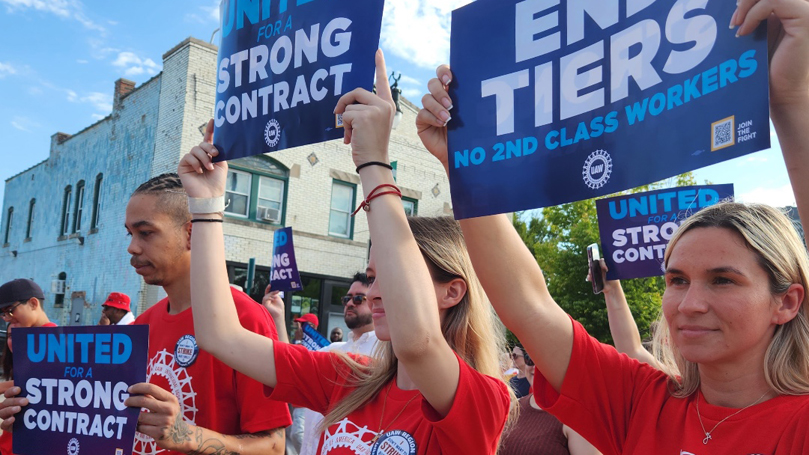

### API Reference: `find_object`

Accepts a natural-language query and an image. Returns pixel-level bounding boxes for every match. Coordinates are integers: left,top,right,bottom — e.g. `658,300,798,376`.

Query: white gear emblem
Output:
582,149,613,190
264,119,281,148
133,349,198,455
67,438,80,455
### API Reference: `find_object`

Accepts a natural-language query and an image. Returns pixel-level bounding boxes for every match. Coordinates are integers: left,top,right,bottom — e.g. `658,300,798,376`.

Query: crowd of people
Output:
0,1,808,453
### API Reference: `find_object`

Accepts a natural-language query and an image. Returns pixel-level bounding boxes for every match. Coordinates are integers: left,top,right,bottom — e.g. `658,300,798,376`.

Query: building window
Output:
54,271,66,308
224,157,288,224
329,181,355,238
91,174,103,229
26,199,35,240
402,197,418,217
73,180,85,233
61,186,72,236
225,169,251,217
3,207,12,245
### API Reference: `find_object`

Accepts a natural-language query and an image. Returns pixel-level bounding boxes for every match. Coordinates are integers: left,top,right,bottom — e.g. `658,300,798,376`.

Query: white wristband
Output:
188,196,226,214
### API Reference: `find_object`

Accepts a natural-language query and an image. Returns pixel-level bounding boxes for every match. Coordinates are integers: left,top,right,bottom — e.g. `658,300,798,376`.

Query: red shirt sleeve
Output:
533,317,663,455
233,298,293,432
267,340,354,414
420,354,510,453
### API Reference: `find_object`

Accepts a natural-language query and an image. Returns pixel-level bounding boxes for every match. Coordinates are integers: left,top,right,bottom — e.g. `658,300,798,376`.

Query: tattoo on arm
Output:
186,428,283,455
163,417,193,445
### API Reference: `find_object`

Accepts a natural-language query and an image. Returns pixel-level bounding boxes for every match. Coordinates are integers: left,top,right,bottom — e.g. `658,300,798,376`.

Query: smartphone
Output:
587,243,604,294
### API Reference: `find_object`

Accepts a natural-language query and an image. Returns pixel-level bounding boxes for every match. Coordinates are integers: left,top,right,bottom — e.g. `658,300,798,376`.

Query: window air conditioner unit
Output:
51,280,66,294
258,207,281,223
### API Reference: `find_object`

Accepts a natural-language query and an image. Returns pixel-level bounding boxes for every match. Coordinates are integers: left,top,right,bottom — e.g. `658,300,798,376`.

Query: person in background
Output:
293,313,319,344
0,278,57,455
499,350,601,455
330,327,343,343
98,292,135,326
508,344,530,398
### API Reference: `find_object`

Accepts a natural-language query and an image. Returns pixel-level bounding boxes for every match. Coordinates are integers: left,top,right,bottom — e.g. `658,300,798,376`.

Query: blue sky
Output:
0,0,795,208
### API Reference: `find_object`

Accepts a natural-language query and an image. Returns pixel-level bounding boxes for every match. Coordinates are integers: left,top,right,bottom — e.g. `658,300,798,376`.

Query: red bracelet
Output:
351,184,402,216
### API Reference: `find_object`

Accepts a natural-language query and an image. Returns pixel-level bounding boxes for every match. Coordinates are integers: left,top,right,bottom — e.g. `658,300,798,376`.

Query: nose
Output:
127,235,141,256
366,279,381,305
673,283,710,315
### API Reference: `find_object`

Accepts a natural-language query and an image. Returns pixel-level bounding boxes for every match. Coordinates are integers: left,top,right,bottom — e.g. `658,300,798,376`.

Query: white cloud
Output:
27,86,42,95
738,184,796,207
113,52,161,77
76,59,88,64
1,0,105,32
80,92,112,113
91,113,105,121
402,87,422,100
65,89,77,102
380,0,473,69
0,62,17,77
10,116,40,132
187,1,219,25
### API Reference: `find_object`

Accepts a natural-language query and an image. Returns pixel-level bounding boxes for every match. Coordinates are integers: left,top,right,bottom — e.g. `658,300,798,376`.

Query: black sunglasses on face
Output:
342,295,367,305
0,302,24,319
524,351,534,367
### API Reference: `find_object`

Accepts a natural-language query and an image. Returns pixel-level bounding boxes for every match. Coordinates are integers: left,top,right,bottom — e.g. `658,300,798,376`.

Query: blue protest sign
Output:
270,227,303,291
447,1,769,219
12,325,149,455
595,184,734,280
213,0,385,161
301,322,330,351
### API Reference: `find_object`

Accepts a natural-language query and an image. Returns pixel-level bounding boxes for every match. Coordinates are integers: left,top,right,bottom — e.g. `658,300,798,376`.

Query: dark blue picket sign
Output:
301,323,330,351
13,325,148,455
596,184,735,280
213,0,384,161
448,0,769,218
270,227,303,292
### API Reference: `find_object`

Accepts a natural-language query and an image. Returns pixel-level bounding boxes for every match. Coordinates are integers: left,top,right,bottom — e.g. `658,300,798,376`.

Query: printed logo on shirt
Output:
134,349,198,455
321,418,379,454
174,335,199,368
370,430,417,455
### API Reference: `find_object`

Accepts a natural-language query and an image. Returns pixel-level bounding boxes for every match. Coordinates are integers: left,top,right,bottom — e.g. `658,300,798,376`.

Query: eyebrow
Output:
665,267,746,276
127,220,157,229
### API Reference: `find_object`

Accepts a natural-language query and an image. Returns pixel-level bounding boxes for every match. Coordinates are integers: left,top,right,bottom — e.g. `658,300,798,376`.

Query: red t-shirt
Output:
132,288,291,455
533,319,809,455
0,322,58,455
268,341,510,455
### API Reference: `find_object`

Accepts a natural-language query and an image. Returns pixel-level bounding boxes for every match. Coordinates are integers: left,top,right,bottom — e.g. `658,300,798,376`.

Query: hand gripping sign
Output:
447,0,769,218
13,325,148,455
213,0,384,161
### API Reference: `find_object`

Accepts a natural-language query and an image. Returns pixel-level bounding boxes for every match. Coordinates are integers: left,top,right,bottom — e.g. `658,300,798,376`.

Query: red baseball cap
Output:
294,313,319,329
102,292,131,312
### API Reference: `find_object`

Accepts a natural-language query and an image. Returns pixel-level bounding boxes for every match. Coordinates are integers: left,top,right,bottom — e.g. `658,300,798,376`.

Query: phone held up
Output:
587,243,604,295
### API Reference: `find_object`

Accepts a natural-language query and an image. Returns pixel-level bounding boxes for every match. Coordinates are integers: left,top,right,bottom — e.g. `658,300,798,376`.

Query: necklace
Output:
695,389,769,445
368,381,419,446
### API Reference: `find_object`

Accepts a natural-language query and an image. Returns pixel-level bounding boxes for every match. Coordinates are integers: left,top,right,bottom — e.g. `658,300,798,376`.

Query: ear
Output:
28,297,41,310
772,283,804,325
436,278,467,311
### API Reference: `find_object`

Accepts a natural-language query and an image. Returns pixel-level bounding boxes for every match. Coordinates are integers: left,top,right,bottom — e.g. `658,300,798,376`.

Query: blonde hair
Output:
652,203,809,397
321,217,517,432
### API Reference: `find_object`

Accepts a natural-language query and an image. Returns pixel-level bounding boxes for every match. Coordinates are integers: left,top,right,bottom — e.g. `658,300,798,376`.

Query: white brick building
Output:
0,37,452,336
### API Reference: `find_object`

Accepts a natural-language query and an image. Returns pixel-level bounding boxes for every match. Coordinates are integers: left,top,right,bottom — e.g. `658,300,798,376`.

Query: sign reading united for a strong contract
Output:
213,0,384,161
447,0,770,219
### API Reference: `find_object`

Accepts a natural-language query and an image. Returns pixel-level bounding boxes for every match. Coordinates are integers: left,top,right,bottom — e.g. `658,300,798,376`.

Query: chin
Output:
374,325,391,341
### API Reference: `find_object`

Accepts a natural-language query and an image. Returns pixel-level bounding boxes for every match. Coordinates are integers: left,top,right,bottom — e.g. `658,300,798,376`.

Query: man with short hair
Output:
98,292,135,325
0,175,291,454
298,272,378,455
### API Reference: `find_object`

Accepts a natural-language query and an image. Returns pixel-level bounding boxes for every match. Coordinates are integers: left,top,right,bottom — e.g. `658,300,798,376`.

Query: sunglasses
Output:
341,295,367,305
0,302,24,319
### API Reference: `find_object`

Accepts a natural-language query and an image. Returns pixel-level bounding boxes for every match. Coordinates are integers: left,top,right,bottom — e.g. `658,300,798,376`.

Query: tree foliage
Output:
512,173,698,344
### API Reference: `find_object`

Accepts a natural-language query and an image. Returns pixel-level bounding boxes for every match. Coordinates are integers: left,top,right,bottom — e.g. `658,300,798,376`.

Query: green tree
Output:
512,173,699,344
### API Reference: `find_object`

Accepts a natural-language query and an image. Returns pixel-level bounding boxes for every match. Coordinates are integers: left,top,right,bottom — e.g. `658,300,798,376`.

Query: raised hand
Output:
334,49,396,168
733,0,809,105
416,65,453,173
262,284,285,324
177,119,228,199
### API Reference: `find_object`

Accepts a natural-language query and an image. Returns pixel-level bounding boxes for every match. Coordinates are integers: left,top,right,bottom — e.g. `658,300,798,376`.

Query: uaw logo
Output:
370,430,417,455
582,149,613,190
67,438,80,455
264,119,281,148
174,335,199,368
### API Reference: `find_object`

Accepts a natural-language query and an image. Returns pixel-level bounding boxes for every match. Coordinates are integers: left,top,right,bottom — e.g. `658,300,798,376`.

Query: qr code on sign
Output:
335,114,344,129
711,116,734,151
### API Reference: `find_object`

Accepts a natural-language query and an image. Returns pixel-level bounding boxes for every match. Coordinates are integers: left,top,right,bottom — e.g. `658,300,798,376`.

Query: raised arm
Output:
262,285,290,344
334,50,460,416
178,120,278,388
417,70,572,392
591,260,658,367
735,0,809,228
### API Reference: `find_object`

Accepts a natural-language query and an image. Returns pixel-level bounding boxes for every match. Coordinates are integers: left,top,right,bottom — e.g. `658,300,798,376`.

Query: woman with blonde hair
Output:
416,0,809,452
176,51,513,455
